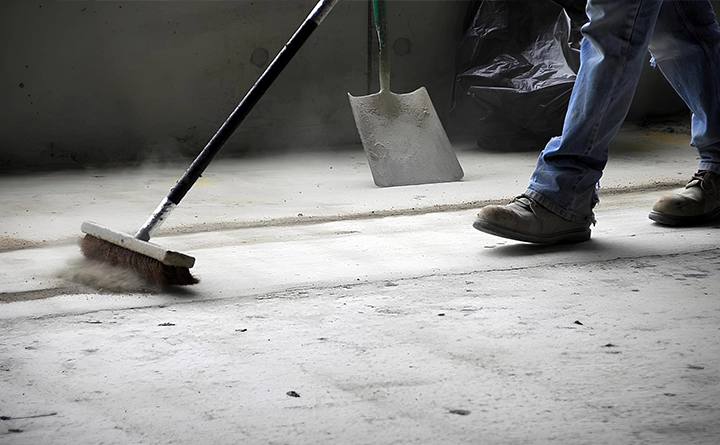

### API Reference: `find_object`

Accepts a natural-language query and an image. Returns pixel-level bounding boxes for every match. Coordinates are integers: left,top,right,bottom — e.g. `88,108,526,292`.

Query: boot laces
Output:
688,170,717,194
511,195,537,214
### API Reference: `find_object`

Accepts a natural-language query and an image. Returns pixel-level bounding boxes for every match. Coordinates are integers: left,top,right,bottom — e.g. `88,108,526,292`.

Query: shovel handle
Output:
372,0,390,92
135,0,339,241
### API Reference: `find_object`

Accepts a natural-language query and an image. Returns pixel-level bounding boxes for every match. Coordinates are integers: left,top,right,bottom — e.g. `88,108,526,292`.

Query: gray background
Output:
1,0,710,171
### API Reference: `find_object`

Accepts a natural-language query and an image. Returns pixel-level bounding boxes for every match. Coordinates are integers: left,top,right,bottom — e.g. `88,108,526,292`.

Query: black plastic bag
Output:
450,0,587,152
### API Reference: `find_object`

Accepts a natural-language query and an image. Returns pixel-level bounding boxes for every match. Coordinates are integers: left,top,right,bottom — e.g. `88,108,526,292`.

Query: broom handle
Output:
136,0,339,241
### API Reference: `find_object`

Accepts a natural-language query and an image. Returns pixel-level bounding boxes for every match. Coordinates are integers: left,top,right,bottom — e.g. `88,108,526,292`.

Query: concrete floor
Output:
1,124,719,444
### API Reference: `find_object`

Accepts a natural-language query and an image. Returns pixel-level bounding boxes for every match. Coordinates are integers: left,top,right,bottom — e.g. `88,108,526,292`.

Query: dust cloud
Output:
57,258,159,293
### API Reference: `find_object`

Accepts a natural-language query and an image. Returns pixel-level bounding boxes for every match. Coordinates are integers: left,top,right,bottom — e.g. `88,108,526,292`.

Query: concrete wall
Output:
1,0,469,171
1,1,713,172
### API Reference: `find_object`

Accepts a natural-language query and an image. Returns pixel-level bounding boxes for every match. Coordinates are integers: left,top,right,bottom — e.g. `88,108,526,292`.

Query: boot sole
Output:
473,219,591,244
648,207,720,226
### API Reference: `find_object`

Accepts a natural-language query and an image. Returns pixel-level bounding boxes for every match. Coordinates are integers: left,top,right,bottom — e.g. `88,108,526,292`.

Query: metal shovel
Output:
348,0,464,188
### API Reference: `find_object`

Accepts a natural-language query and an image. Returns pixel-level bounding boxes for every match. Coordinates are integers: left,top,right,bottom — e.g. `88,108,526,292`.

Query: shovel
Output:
348,0,464,188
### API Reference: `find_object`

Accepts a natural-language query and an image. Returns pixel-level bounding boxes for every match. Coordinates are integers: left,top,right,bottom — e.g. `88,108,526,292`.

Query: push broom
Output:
80,0,339,285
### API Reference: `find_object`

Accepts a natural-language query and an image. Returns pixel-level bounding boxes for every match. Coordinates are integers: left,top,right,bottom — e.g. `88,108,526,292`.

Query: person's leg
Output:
647,0,720,226
525,0,664,224
648,0,720,175
475,0,664,243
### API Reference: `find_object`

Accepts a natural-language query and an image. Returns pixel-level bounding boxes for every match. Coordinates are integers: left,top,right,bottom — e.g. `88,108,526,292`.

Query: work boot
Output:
649,170,720,226
473,195,591,244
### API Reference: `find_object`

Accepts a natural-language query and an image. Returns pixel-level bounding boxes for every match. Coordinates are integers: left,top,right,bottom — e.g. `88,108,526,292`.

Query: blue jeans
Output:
526,0,720,224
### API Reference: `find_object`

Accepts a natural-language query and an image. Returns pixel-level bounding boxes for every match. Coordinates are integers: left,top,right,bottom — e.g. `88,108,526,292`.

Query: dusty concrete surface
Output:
1,196,719,445
0,124,698,250
1,125,719,444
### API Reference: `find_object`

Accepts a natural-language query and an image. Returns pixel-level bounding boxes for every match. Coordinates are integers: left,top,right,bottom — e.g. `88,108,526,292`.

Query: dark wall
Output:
1,1,715,171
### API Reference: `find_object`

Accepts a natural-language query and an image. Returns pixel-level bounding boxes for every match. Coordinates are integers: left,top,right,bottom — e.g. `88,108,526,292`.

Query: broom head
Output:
80,222,198,286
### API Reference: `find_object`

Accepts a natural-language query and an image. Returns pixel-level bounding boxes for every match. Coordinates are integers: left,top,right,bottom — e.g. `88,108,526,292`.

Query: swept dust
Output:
57,258,160,293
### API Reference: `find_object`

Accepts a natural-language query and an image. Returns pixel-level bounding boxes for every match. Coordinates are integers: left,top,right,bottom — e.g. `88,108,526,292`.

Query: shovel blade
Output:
348,87,464,187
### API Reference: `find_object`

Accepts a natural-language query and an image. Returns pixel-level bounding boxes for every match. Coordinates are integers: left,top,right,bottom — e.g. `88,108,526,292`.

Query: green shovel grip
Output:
372,0,387,50
372,0,390,91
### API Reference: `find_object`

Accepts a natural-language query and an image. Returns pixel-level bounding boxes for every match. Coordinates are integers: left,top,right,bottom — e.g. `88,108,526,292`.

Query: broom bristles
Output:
80,235,199,286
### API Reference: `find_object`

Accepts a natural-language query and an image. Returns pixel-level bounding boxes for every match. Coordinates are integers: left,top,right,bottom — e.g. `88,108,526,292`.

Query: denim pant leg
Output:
526,0,663,224
649,1,720,175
